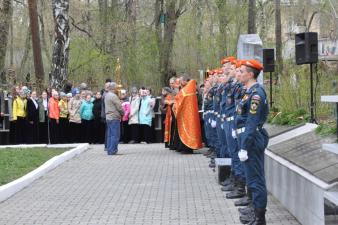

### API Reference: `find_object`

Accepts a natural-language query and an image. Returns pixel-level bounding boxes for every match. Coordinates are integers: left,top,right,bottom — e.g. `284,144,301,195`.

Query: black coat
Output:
27,98,39,122
93,98,102,120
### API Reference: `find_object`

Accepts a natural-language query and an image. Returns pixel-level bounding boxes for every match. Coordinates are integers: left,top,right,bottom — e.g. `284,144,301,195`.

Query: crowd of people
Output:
0,55,268,225
163,57,269,225
0,80,162,152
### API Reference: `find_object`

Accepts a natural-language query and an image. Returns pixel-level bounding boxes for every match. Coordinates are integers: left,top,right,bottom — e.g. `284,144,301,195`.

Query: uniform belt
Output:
226,116,234,122
236,127,261,135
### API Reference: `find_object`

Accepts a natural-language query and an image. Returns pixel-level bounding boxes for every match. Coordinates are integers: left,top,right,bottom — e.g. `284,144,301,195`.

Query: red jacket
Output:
48,97,60,120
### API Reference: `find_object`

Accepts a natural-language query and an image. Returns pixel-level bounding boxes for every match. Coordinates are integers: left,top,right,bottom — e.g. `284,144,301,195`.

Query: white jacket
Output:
128,96,140,125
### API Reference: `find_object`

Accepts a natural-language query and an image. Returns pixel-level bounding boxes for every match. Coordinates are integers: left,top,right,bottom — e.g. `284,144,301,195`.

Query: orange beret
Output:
243,59,263,71
217,69,224,74
221,56,236,65
208,70,215,75
235,60,243,68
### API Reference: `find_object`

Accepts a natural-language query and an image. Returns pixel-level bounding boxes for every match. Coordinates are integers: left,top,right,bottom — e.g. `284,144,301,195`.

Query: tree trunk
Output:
248,0,256,34
0,0,12,75
28,0,45,92
98,0,108,51
275,0,283,77
156,0,187,86
217,0,227,58
51,0,70,90
19,26,32,81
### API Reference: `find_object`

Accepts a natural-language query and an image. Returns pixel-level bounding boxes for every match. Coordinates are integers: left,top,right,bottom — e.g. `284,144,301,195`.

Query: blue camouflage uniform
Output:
213,83,227,158
223,78,246,182
235,83,269,209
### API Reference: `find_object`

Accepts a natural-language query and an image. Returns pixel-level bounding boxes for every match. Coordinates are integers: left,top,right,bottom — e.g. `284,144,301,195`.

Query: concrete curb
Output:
0,143,90,203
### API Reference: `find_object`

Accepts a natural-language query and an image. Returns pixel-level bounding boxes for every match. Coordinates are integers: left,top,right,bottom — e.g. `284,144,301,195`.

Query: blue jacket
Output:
139,96,153,126
235,83,269,150
80,100,94,121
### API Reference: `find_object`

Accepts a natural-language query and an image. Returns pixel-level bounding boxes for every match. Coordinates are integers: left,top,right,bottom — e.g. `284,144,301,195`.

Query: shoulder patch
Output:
250,97,260,114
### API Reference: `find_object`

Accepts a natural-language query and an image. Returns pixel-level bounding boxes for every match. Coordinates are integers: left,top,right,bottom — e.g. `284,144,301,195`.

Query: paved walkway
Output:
0,144,299,225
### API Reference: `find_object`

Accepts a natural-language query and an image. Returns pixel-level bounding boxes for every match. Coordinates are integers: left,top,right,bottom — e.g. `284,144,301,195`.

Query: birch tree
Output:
51,0,70,90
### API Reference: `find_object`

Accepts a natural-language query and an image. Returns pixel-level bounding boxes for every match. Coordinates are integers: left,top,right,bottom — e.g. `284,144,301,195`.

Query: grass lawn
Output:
0,148,69,186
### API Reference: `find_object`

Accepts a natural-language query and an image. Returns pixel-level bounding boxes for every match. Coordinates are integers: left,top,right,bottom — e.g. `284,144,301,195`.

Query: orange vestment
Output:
164,95,174,143
174,80,202,150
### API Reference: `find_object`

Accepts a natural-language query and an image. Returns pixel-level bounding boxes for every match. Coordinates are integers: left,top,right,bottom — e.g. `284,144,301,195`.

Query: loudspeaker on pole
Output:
295,32,318,65
263,49,275,73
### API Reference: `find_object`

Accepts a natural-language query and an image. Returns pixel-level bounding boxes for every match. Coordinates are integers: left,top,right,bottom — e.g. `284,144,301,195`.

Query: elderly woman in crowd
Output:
93,91,105,144
120,89,130,144
139,88,154,144
38,91,49,143
59,92,69,143
26,90,40,144
48,91,60,144
13,89,27,144
128,87,140,144
80,93,94,144
68,88,82,143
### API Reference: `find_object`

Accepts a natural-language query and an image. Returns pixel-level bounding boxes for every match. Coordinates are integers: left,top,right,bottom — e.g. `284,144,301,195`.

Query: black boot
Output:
221,179,235,192
221,173,234,186
248,208,266,225
239,203,254,215
239,207,255,224
235,188,252,207
226,180,246,199
209,158,216,168
203,148,213,156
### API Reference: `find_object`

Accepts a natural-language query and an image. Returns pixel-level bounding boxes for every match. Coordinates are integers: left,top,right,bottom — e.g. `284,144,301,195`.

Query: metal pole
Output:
270,72,273,108
310,63,315,123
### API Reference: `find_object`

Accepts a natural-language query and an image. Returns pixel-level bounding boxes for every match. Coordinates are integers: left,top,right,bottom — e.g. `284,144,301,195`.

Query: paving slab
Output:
0,144,299,225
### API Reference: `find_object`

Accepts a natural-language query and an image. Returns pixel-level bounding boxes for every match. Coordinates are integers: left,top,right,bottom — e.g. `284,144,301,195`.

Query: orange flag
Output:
174,80,202,150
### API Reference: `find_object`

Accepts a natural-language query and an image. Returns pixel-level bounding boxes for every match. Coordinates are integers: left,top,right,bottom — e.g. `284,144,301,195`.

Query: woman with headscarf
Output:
120,89,130,144
139,88,154,144
93,91,105,144
68,88,82,143
128,87,141,144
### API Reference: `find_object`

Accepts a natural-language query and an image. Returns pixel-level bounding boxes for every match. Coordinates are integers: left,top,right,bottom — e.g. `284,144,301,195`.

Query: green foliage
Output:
0,148,68,185
315,121,337,137
267,61,336,124
268,108,309,126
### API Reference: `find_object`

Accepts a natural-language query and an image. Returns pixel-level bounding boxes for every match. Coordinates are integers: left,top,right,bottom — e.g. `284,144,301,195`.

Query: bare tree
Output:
28,0,44,91
248,0,256,34
51,0,70,89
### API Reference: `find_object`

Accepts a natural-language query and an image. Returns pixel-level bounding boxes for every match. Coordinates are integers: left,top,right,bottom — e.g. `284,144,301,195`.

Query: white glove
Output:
221,124,224,130
208,118,211,124
238,149,248,162
232,129,237,139
211,120,217,128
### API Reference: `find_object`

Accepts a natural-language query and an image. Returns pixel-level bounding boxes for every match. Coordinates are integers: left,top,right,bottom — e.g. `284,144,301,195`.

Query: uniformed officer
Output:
202,72,215,157
221,60,247,201
235,60,269,225
207,70,222,167
213,69,228,161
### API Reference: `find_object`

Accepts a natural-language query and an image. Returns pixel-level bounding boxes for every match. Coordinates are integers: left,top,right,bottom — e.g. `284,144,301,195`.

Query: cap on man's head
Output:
221,56,236,65
60,92,66,98
243,60,263,71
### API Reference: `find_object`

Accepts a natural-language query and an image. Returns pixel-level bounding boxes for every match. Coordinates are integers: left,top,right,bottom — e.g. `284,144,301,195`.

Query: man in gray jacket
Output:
105,82,124,155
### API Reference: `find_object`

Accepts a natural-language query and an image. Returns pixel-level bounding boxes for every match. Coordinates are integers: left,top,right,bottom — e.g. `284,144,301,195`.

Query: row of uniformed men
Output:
202,57,269,225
